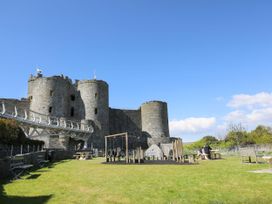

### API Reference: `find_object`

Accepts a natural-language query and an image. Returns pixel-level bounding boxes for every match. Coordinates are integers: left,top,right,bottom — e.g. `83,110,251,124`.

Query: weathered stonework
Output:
0,73,171,149
141,101,170,146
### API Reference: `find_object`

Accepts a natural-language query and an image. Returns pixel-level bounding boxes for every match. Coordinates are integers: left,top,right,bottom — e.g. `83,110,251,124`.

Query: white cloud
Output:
170,92,272,142
228,92,272,109
224,110,246,122
225,108,272,125
224,92,272,130
169,117,216,137
247,108,272,123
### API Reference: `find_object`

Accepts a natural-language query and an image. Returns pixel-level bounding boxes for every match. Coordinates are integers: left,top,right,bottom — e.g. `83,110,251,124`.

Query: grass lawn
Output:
0,157,271,204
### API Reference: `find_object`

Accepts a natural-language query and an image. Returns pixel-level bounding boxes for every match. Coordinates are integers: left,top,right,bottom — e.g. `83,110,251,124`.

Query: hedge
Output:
0,118,44,145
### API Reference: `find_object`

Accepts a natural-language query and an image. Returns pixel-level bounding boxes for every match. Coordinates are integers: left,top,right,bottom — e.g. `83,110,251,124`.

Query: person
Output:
203,144,212,160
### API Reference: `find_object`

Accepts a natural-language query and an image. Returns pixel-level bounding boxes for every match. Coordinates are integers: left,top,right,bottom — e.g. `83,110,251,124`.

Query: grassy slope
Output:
1,157,272,204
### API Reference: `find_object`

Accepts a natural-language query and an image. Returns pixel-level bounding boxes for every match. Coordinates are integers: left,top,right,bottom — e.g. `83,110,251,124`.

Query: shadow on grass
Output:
0,164,56,204
26,174,41,180
47,160,69,169
0,194,53,204
0,180,53,204
0,160,72,204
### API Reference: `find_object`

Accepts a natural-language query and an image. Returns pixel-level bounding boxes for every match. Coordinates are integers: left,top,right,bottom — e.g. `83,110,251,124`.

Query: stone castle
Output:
2,71,171,150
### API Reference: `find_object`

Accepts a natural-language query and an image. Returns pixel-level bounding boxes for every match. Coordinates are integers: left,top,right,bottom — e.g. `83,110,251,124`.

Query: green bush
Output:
187,125,272,151
0,118,44,145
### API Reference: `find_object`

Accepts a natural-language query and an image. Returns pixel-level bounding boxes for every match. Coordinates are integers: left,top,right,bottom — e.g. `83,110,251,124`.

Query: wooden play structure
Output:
105,132,129,164
172,139,184,162
105,132,145,164
105,134,192,164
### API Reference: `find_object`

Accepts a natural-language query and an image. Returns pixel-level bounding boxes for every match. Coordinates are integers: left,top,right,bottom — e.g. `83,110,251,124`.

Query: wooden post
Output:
27,145,30,153
20,145,23,155
172,141,175,161
138,147,141,164
105,137,108,162
125,132,128,164
132,150,135,163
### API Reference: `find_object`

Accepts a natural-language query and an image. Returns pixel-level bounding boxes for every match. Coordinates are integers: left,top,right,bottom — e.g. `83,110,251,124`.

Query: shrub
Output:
0,118,44,145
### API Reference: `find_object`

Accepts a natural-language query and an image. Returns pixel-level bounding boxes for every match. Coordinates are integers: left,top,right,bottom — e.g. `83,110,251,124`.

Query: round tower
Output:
28,74,74,149
141,101,170,146
77,79,109,148
28,75,72,117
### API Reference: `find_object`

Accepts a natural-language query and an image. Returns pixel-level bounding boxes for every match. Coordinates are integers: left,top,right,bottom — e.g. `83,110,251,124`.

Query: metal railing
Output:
0,101,93,134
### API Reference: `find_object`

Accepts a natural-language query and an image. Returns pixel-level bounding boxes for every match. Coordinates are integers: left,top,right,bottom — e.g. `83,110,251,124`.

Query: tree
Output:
186,135,219,150
225,123,249,147
249,125,272,144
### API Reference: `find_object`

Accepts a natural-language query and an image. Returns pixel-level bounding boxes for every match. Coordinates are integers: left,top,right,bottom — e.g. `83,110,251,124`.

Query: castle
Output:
2,71,172,150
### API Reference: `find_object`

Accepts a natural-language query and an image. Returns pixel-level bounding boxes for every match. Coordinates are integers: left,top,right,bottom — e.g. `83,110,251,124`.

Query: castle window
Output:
50,90,54,96
70,94,75,101
70,107,74,117
95,93,98,98
29,96,33,101
49,106,52,113
94,108,98,115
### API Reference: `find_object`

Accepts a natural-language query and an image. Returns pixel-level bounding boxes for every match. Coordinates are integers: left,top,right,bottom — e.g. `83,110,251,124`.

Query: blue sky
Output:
0,0,272,141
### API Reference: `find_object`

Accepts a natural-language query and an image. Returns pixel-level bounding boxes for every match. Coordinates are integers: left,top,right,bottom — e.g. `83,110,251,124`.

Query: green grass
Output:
1,157,272,204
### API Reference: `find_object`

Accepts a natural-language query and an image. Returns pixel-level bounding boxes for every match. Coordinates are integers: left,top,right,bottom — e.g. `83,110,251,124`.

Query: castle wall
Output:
141,101,170,146
1,73,172,150
109,108,142,136
0,98,30,116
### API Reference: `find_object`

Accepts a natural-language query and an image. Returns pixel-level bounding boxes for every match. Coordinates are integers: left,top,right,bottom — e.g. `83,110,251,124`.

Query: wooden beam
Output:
105,132,128,138
125,132,129,164
105,136,108,162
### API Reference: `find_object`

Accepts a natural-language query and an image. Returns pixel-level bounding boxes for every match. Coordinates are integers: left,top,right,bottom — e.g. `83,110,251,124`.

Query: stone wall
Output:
109,108,142,137
0,98,30,116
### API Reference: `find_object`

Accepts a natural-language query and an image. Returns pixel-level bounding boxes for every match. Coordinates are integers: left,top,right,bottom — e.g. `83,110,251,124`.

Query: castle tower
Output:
77,79,109,148
141,101,170,146
28,73,75,149
28,74,73,117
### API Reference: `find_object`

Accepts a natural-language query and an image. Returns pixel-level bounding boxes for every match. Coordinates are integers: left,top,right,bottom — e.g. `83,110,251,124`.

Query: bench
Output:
73,152,82,160
263,156,272,169
10,155,33,180
183,154,197,163
37,154,49,167
210,150,221,160
240,148,263,163
73,152,92,160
